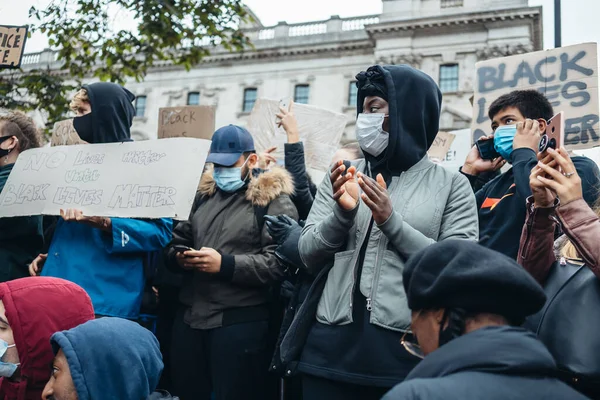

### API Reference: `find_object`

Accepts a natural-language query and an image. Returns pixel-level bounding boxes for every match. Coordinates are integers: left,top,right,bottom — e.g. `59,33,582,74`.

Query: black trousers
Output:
302,374,391,400
170,308,270,400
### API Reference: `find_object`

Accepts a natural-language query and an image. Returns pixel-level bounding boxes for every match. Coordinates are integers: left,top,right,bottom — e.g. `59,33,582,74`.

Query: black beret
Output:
403,240,546,321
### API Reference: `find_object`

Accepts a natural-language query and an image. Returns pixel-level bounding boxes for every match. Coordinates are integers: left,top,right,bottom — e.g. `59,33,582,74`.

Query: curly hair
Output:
0,111,43,152
70,88,90,114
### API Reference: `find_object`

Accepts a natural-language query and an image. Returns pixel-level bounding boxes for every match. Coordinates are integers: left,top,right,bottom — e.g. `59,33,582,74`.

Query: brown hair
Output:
560,199,600,259
70,88,90,113
0,111,43,152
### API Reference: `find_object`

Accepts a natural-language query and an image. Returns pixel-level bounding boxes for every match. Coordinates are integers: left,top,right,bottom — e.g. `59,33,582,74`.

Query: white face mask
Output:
356,113,389,157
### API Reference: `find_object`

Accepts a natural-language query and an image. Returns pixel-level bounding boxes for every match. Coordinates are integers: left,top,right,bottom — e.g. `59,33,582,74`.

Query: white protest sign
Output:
0,138,210,220
473,42,599,150
437,129,472,171
246,99,347,171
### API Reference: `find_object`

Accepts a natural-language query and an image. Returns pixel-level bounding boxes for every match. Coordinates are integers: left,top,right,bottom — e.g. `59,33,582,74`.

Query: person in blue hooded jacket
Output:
42,317,174,400
29,83,173,319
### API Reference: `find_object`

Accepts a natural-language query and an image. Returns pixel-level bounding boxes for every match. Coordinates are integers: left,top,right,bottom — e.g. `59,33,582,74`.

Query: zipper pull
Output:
366,298,372,311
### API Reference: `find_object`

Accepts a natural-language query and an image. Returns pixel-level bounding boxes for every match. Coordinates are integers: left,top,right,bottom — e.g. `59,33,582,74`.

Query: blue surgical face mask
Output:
0,339,19,378
214,158,250,193
493,124,518,163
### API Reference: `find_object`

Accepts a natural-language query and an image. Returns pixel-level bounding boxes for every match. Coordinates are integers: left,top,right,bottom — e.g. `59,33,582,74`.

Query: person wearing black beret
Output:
382,240,589,400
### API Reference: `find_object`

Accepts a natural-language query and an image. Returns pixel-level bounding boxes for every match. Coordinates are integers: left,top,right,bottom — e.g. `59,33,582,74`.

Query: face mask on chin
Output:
73,113,94,143
356,113,389,157
214,157,251,193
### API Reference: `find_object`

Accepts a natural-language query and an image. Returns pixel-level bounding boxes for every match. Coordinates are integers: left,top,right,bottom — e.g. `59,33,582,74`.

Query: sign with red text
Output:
472,42,599,150
0,25,28,68
0,138,210,220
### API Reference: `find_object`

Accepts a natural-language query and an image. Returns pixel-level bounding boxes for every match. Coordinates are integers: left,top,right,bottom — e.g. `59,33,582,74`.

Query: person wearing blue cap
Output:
165,125,299,400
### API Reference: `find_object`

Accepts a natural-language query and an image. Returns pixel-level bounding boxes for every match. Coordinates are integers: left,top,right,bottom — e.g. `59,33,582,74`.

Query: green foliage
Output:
0,0,252,133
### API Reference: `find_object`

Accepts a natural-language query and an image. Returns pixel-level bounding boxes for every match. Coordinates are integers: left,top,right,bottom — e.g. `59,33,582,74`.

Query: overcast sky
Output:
2,0,599,53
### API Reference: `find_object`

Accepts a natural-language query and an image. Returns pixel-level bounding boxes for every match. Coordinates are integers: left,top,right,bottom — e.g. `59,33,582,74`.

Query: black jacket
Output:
383,326,590,400
165,166,298,329
464,149,600,259
284,142,315,220
0,164,44,282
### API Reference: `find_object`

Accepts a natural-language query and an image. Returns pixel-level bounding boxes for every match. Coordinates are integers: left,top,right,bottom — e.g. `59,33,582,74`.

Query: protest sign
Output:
0,25,28,68
0,138,210,220
472,42,599,150
158,106,215,140
246,99,347,172
437,129,472,171
428,131,456,161
51,119,84,146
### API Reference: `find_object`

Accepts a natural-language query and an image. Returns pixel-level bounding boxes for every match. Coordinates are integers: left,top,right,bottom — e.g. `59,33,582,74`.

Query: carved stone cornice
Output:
377,53,423,68
475,43,534,61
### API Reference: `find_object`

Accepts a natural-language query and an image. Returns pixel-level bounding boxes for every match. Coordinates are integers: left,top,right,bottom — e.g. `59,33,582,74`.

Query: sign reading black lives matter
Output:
472,42,599,150
0,25,28,68
0,138,211,220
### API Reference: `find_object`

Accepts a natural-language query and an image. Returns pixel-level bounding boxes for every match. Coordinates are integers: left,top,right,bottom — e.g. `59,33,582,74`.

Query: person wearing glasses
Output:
382,240,588,400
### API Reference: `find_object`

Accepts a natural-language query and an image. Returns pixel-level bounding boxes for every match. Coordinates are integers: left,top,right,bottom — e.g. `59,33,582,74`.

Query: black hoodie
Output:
297,65,443,388
383,326,589,400
356,65,442,176
81,82,136,144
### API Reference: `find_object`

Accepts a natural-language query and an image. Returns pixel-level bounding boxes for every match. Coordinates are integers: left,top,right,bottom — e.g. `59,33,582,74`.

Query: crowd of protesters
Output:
0,60,598,400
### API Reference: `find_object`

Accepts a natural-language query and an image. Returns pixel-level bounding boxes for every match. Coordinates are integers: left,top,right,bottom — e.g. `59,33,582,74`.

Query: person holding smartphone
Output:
165,125,298,400
460,89,600,259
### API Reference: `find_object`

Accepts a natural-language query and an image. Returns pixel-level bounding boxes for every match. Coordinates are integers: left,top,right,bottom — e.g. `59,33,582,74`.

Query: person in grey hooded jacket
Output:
296,65,478,399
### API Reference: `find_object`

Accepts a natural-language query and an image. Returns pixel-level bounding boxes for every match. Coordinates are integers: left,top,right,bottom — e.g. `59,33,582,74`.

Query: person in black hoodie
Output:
461,90,600,259
296,65,478,400
382,240,588,400
30,83,173,320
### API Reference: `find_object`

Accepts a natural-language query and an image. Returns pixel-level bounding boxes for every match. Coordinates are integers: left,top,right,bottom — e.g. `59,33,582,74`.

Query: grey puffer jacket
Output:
299,157,478,332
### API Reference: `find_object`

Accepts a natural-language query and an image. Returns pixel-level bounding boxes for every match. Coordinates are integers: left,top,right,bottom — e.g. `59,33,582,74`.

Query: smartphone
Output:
539,112,565,153
279,98,291,111
172,245,192,253
476,138,500,160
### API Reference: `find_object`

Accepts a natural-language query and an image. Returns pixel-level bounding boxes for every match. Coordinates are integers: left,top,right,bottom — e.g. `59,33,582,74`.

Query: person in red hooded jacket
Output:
0,277,94,400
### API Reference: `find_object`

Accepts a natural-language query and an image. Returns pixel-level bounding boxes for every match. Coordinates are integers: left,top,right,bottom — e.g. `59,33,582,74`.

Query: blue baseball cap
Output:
206,125,255,167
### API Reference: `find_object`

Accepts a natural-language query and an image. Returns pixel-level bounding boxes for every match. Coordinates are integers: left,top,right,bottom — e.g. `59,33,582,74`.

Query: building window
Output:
187,92,200,105
439,64,459,93
135,95,146,117
243,88,257,112
294,84,310,104
441,0,463,8
348,81,358,107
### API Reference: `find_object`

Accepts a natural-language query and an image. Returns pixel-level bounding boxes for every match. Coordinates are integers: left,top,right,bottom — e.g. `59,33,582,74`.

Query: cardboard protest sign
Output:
428,131,455,161
472,43,599,150
158,106,215,140
437,129,472,171
246,99,347,172
0,138,210,220
0,25,28,69
51,119,85,146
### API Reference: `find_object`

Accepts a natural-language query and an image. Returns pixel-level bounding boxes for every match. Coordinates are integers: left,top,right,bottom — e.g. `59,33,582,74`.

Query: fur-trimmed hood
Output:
199,165,295,207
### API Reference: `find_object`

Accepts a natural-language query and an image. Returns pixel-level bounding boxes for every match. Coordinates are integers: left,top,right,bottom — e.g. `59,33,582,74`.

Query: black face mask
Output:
0,136,14,158
73,113,94,143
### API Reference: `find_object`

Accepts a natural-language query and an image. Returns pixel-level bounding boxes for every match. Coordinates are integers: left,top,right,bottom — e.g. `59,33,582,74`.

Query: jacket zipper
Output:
366,175,398,312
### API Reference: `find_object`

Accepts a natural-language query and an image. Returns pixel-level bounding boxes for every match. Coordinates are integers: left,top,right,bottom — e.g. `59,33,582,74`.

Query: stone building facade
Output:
19,0,543,142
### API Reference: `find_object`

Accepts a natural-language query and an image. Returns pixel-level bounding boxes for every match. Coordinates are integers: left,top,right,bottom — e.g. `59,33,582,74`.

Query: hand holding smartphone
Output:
476,137,500,160
173,245,193,254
